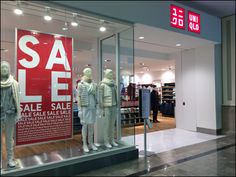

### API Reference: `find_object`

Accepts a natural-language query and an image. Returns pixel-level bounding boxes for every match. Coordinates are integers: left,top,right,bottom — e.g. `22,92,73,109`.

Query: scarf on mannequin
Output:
101,77,115,87
81,76,96,95
1,75,21,121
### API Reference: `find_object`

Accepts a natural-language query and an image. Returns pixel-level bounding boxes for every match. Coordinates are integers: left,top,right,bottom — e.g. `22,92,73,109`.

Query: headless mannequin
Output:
1,61,20,168
99,69,118,148
77,68,98,153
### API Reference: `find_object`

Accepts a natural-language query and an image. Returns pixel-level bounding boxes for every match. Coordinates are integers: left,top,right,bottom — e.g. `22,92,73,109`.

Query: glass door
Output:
97,26,135,147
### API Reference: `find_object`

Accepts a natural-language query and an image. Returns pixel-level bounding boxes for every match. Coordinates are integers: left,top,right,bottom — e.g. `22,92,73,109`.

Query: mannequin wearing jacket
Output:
77,68,98,153
99,69,118,148
1,61,21,168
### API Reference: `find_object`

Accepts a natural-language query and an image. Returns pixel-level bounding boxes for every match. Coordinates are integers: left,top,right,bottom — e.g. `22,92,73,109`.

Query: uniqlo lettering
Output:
188,11,200,33
170,5,185,29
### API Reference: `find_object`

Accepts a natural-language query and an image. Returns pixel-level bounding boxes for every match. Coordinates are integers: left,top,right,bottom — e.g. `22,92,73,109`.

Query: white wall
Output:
175,44,220,132
135,70,175,85
175,49,197,131
195,45,217,130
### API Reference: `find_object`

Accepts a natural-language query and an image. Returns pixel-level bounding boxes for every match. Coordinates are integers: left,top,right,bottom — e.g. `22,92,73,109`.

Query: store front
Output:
1,1,223,176
1,1,137,176
56,1,221,135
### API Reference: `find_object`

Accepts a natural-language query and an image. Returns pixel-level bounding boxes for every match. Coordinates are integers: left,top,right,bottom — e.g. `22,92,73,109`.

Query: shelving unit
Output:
161,83,175,117
161,83,175,102
121,107,143,127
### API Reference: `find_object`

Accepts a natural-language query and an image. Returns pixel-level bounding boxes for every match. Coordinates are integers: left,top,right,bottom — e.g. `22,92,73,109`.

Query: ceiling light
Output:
14,1,23,15
99,19,107,32
99,26,106,32
62,22,68,31
139,36,144,39
176,43,181,47
44,7,52,21
71,21,78,27
71,13,79,27
14,8,23,15
44,15,52,21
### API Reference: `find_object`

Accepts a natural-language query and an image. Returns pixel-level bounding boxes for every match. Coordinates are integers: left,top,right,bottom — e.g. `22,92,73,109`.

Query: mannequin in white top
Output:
77,68,98,153
98,69,118,148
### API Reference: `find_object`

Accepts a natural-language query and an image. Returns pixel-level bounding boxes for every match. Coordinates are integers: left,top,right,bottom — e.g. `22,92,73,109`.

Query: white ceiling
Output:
133,24,217,74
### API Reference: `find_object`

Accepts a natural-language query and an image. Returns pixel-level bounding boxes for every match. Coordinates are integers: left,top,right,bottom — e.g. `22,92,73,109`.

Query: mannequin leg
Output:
110,106,118,147
88,124,97,151
82,124,89,152
104,108,112,148
5,117,16,168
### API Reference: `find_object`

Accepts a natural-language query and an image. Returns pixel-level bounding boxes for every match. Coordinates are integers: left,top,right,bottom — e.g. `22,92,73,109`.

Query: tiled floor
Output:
77,130,235,176
122,128,224,154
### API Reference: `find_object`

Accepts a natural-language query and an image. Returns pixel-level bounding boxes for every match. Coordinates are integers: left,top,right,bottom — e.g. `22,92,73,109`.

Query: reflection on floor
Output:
1,134,83,160
123,128,224,155
77,133,235,176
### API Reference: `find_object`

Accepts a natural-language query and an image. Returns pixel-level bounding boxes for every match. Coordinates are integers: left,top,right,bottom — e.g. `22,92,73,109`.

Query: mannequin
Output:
77,68,98,153
99,69,118,148
1,61,21,168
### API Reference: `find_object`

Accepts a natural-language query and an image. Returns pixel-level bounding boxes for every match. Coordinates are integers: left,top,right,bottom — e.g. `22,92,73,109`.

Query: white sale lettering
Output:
18,35,71,103
46,40,71,71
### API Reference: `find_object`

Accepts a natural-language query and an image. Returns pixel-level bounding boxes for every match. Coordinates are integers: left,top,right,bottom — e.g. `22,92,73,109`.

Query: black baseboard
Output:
27,149,138,176
197,127,222,135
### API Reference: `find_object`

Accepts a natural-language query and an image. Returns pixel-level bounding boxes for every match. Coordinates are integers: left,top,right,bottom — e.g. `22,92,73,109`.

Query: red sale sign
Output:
170,4,185,29
188,11,201,33
16,29,73,146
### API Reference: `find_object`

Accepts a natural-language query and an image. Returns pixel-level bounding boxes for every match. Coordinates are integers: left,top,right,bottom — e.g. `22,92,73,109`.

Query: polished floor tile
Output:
78,132,234,176
123,128,224,154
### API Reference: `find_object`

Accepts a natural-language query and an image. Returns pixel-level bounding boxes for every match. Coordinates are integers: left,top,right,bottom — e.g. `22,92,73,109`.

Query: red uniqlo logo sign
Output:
188,11,201,33
170,5,185,29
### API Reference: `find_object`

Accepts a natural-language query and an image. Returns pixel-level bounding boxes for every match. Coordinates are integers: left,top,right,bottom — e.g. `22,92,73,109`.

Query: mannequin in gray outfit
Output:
1,61,21,168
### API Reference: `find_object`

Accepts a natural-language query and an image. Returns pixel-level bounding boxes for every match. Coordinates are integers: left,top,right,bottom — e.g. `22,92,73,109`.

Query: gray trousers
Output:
1,117,15,163
104,106,116,144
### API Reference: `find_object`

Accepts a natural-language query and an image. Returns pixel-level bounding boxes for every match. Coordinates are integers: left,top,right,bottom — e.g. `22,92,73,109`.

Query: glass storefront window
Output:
1,1,134,175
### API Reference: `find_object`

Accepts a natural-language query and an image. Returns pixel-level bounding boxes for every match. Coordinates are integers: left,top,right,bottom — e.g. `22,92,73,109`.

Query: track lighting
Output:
99,20,106,32
14,1,23,15
62,22,68,31
71,13,79,27
44,7,52,21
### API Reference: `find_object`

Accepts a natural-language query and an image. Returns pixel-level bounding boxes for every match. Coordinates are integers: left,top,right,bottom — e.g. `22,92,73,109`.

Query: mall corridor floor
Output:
77,133,235,176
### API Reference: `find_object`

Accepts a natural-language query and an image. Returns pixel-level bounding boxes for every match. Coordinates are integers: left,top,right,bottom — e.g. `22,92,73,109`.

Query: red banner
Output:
16,29,73,146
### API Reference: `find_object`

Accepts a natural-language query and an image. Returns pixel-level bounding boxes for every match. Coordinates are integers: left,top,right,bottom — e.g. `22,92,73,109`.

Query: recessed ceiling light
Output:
176,43,181,47
14,8,23,15
139,36,144,39
139,62,145,66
